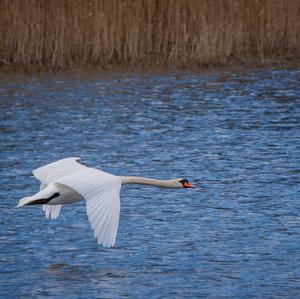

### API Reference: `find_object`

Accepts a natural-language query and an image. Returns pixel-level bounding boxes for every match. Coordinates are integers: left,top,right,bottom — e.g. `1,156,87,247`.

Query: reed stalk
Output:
0,0,299,71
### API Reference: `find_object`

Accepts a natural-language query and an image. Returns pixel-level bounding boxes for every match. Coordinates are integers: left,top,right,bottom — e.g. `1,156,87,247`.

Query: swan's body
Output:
17,157,195,247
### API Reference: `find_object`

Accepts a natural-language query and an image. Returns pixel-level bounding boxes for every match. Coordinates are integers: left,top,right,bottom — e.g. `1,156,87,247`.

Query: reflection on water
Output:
1,68,300,298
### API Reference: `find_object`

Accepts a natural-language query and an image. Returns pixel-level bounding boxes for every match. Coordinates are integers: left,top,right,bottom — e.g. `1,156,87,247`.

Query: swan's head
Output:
178,178,196,189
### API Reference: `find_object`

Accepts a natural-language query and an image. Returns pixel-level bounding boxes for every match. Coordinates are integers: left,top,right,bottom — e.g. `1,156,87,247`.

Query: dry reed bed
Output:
0,0,299,71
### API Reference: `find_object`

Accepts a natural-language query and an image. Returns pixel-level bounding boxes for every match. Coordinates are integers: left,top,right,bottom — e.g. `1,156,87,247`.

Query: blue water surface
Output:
1,68,300,298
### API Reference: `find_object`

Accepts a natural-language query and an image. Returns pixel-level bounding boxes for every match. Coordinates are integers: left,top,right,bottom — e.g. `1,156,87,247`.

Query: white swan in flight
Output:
17,157,195,247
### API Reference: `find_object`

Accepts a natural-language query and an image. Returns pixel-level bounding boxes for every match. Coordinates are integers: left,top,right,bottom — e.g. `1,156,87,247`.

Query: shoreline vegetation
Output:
1,0,300,73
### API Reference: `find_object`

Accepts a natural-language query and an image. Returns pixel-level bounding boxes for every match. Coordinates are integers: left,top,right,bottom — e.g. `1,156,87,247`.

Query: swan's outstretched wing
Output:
42,204,62,219
56,168,121,248
33,157,84,186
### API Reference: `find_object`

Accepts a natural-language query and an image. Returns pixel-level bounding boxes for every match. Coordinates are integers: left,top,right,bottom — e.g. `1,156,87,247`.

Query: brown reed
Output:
0,0,299,71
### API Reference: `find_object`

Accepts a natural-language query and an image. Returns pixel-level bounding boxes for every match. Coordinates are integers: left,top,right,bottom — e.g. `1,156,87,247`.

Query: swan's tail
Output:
16,196,36,208
16,186,60,208
17,188,46,208
16,195,62,219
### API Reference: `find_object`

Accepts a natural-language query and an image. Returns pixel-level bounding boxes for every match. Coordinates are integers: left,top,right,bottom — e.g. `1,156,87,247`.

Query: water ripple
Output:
0,68,300,298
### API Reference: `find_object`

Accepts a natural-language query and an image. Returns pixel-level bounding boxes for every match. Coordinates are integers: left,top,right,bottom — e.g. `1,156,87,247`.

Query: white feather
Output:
42,205,62,219
56,168,121,248
33,157,84,186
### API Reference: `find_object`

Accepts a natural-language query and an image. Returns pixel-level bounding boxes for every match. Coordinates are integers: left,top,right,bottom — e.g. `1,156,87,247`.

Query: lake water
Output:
1,68,300,298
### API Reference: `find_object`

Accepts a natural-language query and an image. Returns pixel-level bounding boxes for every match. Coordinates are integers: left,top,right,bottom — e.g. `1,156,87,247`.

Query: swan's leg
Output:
26,192,60,205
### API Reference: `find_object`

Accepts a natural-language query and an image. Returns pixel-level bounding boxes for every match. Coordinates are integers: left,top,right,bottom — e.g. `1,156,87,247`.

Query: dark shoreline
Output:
0,59,299,79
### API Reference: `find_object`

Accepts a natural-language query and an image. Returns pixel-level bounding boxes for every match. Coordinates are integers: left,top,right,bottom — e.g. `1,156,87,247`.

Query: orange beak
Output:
183,181,196,188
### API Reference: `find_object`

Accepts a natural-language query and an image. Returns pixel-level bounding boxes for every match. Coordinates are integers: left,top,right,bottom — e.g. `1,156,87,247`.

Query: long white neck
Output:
119,176,180,188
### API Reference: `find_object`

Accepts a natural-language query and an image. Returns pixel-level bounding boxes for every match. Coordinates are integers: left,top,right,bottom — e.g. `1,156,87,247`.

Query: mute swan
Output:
17,157,195,247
